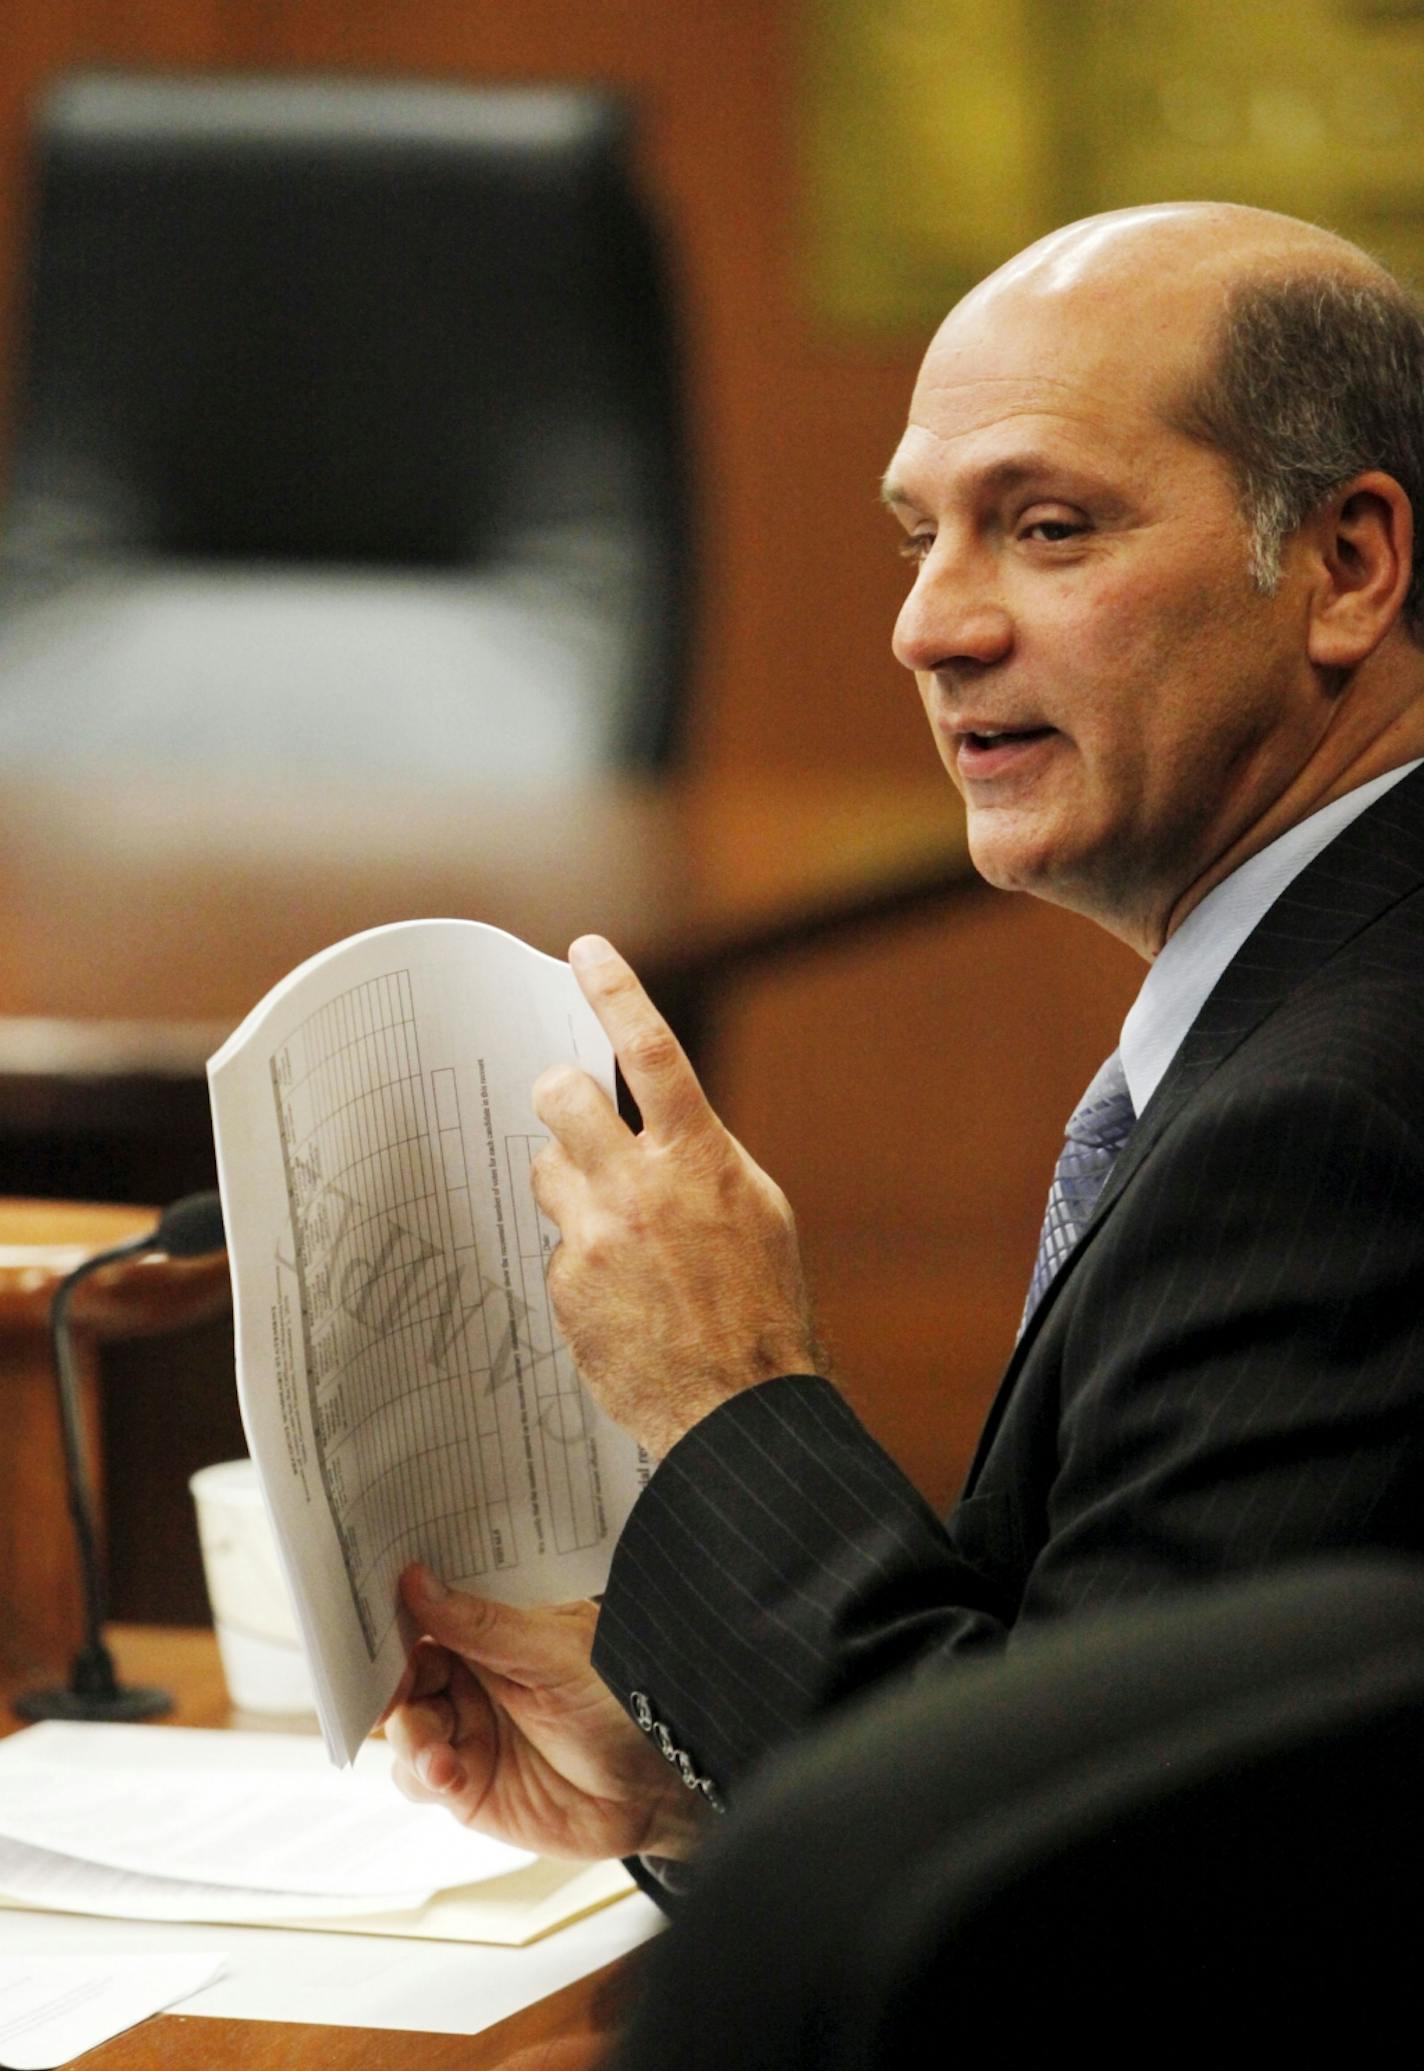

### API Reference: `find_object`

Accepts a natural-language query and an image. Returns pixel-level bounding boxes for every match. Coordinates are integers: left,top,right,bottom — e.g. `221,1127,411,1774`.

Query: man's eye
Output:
898,533,934,563
1022,518,1083,543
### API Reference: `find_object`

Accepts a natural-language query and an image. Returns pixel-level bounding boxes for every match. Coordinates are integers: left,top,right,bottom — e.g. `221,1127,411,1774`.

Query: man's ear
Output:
1305,470,1414,671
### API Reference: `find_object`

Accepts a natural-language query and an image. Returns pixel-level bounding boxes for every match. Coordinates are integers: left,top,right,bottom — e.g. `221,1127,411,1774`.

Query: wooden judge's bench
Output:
0,763,974,1208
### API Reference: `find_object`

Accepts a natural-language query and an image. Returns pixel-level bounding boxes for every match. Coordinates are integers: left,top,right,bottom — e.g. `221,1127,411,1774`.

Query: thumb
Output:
399,1563,594,1685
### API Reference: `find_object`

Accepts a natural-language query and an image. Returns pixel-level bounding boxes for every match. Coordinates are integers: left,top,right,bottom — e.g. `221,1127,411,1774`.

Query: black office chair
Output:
612,1559,1424,2062
0,72,689,783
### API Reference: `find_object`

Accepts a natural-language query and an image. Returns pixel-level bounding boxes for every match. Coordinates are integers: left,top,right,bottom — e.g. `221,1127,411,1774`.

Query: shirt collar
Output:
1119,761,1422,1118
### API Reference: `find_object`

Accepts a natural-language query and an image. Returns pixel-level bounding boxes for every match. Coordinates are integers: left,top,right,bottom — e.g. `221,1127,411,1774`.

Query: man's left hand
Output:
530,935,819,1459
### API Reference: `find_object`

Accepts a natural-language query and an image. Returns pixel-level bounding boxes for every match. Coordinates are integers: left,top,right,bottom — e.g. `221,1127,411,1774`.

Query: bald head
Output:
929,203,1391,415
962,201,1387,316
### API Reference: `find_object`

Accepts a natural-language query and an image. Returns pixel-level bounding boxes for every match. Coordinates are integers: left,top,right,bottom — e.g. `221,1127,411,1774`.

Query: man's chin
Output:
965,833,1131,936
963,825,1066,900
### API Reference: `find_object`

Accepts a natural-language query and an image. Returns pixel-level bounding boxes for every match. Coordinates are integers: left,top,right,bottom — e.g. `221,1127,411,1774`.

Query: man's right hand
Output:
383,1563,709,1863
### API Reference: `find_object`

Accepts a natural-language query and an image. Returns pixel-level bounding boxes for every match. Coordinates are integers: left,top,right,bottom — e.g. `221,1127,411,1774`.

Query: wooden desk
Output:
1,1626,642,2069
0,763,974,1202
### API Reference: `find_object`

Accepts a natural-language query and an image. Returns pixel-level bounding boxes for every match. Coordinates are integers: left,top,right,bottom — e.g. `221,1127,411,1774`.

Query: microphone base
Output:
13,1683,173,1723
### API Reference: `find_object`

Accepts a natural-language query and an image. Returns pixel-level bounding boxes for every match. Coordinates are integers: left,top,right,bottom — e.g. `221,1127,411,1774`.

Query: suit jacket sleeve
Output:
592,1042,1424,1805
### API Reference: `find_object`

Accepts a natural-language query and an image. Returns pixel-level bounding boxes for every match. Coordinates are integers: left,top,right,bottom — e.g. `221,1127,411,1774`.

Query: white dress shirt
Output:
1119,760,1423,1119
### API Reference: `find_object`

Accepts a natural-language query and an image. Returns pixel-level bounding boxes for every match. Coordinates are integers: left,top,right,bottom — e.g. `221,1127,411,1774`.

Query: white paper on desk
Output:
0,1840,634,1947
0,1723,529,1899
0,1951,223,2070
0,1726,634,1946
0,1834,432,1925
0,1897,664,2039
207,919,653,1766
279,1856,638,1948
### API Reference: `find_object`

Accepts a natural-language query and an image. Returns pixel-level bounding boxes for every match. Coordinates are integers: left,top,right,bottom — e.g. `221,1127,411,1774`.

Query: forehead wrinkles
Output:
915,275,1207,426
907,378,1122,449
911,345,1172,424
886,387,1158,509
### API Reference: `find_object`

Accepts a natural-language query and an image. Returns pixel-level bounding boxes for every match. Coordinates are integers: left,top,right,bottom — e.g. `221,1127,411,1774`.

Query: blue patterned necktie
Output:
1020,1049,1136,1336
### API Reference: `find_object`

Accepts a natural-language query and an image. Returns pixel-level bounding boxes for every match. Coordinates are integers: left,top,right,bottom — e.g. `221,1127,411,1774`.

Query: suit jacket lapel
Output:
1098,759,1424,1215
959,762,1424,1497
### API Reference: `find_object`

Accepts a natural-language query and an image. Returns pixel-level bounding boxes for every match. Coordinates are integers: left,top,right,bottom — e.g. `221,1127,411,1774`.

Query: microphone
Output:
14,1190,228,1724
147,1192,228,1259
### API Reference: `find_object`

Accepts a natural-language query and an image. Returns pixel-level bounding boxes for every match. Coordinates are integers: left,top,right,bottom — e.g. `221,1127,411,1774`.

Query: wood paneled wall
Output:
0,2,1145,1547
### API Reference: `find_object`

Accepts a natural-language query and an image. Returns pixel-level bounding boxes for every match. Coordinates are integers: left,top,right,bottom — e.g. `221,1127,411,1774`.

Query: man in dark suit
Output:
385,201,1424,1889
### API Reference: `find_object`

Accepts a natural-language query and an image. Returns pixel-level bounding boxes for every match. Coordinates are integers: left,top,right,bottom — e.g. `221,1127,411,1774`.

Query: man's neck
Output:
1120,758,1422,1115
1157,680,1424,954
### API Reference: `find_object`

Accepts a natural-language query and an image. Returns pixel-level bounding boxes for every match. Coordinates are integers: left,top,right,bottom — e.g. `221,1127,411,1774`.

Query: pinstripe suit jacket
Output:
592,764,1424,1801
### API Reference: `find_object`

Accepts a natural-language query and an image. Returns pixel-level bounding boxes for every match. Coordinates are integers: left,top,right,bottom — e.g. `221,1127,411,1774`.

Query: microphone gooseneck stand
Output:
13,1190,228,1724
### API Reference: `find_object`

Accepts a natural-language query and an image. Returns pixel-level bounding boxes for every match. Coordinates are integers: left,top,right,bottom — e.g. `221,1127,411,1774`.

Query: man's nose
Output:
892,552,1013,673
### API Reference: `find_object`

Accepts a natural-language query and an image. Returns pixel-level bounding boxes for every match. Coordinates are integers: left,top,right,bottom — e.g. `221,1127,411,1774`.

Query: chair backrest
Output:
610,1559,1424,2063
0,73,690,778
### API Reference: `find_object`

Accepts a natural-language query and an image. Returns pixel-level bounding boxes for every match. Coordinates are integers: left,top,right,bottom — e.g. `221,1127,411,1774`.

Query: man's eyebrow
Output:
880,453,1102,514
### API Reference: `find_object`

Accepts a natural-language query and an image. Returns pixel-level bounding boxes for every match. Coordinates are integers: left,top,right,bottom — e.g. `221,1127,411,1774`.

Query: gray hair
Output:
1168,268,1424,641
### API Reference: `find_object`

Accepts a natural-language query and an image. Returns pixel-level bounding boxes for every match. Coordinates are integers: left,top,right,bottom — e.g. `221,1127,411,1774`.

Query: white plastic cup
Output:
189,1458,317,1716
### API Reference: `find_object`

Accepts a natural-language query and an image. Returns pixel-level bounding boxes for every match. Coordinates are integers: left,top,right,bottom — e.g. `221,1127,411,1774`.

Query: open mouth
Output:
954,726,1057,780
963,727,1052,748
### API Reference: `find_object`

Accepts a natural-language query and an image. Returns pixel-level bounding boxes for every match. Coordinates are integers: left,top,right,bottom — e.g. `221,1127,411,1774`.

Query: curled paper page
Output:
208,920,653,1762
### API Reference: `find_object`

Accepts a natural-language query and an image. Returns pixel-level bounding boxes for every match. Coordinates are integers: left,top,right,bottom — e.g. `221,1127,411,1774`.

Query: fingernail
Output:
412,1562,449,1601
570,935,617,967
415,1748,442,1790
